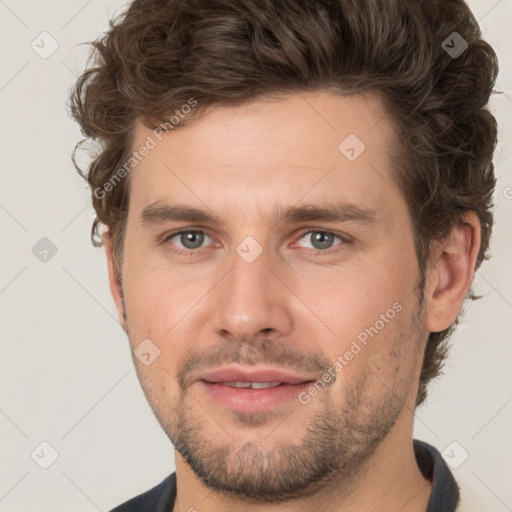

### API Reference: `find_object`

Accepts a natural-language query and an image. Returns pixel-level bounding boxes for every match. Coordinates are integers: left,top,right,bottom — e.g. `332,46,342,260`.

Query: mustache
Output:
176,337,331,390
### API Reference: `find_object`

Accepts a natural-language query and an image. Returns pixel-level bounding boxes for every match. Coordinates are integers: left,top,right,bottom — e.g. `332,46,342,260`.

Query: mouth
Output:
213,381,289,389
196,366,317,413
199,380,315,413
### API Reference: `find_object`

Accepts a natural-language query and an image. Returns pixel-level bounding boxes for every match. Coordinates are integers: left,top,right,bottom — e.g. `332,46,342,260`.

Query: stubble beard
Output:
122,289,426,504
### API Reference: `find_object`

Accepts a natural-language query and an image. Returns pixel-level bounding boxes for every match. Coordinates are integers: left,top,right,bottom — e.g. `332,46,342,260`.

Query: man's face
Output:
112,92,428,501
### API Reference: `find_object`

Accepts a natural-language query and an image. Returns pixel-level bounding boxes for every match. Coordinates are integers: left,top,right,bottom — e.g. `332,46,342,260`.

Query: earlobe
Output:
424,213,481,333
103,228,127,330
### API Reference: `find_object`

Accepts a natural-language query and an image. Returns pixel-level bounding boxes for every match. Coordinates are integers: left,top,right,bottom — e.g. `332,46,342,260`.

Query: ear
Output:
103,228,127,331
424,212,481,333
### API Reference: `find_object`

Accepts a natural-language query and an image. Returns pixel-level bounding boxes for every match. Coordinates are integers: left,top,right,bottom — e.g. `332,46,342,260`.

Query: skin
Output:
103,91,480,512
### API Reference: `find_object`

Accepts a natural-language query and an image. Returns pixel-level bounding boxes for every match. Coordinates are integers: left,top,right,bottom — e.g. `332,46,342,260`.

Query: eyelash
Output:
162,228,351,257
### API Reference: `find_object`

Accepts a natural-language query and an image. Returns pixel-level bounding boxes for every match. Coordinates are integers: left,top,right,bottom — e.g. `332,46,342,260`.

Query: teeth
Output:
221,382,282,389
250,382,281,389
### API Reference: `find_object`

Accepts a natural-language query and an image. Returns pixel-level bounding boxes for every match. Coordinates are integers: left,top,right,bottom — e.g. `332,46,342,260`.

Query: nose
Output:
211,246,294,344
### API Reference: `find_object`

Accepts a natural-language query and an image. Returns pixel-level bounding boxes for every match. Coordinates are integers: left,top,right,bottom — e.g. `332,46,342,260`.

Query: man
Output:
68,0,498,510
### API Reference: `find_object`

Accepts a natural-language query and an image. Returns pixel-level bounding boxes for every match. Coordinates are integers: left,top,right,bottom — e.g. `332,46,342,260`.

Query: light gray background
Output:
0,0,511,510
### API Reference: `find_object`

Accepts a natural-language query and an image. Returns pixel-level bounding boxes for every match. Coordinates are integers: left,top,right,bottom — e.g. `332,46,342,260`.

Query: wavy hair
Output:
67,0,499,406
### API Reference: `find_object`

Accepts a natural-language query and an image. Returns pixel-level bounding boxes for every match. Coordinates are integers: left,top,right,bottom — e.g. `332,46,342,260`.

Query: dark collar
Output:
414,439,460,511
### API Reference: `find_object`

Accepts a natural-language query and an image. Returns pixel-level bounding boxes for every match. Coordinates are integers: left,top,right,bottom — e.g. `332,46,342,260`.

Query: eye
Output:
295,230,346,253
165,230,213,251
162,228,349,256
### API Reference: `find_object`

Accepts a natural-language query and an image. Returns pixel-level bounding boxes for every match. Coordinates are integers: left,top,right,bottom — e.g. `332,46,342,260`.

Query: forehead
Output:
128,91,401,219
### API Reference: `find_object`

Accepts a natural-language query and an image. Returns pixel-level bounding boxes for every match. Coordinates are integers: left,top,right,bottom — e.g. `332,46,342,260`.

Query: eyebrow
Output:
140,201,378,227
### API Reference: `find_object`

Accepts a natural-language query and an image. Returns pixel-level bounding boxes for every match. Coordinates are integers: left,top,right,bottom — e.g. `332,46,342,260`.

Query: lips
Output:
197,366,316,386
195,366,317,413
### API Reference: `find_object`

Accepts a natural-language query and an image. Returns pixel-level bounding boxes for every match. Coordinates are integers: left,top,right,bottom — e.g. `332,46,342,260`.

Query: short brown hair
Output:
67,0,499,406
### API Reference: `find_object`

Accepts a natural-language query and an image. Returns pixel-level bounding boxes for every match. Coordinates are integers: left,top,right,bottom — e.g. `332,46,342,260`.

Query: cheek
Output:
122,266,212,391
315,268,409,344
311,257,416,381
133,356,182,427
123,260,204,335
123,275,188,403
326,303,419,414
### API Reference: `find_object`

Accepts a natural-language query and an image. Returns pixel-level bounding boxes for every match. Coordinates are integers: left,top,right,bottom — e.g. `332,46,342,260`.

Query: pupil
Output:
182,231,203,249
312,231,333,249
